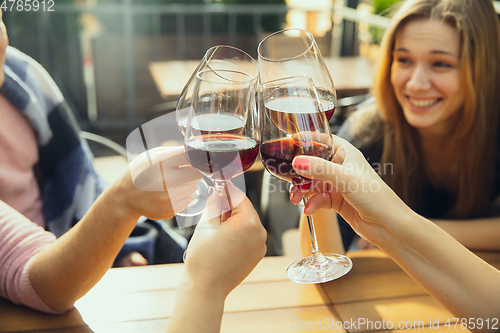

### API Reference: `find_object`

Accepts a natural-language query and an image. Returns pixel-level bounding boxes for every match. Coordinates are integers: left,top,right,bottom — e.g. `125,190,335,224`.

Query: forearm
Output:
375,211,500,326
299,209,344,256
167,277,226,333
28,184,140,312
432,217,500,250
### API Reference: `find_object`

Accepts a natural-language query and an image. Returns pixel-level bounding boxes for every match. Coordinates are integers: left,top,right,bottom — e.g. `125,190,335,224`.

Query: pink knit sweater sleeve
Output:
0,200,58,313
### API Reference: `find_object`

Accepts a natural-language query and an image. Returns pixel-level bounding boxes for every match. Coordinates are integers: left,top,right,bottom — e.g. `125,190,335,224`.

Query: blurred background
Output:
3,0,401,144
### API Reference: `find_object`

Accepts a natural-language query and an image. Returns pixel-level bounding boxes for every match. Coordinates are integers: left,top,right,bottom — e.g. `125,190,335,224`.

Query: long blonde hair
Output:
365,0,500,218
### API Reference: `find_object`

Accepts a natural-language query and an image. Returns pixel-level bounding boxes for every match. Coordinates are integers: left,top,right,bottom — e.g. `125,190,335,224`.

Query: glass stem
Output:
214,182,225,195
303,198,320,255
214,181,233,222
303,197,328,265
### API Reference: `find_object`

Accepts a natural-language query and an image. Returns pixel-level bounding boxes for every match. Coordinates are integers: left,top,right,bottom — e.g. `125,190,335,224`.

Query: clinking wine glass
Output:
176,45,258,218
184,68,259,221
258,75,352,284
258,28,336,123
177,45,259,132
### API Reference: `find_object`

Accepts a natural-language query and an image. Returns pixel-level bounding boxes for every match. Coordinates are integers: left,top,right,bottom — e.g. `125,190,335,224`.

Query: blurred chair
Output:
330,93,372,133
260,173,301,256
282,228,301,257
80,131,129,185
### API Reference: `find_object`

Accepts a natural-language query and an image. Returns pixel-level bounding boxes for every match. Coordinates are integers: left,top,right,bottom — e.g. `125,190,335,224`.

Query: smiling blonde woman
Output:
310,0,500,253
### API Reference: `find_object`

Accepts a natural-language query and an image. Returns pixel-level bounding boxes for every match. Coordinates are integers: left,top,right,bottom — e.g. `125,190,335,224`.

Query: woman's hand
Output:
289,135,411,246
184,182,267,297
110,146,204,222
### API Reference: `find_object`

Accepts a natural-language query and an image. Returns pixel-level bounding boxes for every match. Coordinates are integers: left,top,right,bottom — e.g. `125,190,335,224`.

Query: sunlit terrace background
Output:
3,0,399,144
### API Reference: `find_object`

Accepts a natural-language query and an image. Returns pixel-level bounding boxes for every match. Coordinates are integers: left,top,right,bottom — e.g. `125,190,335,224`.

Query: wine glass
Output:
175,45,258,219
258,28,336,123
258,75,352,284
177,45,259,132
184,68,259,221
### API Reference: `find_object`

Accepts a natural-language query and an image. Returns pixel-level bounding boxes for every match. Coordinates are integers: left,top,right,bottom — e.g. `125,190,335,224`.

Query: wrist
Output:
180,272,229,302
102,176,142,223
373,208,423,251
177,274,228,315
168,273,226,333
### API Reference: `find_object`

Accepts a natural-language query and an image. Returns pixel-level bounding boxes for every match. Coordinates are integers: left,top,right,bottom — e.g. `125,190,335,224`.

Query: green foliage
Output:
370,0,401,44
372,0,401,15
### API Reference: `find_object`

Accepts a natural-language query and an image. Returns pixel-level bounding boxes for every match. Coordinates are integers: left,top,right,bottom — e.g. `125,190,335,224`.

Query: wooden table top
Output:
2,249,499,332
149,56,375,101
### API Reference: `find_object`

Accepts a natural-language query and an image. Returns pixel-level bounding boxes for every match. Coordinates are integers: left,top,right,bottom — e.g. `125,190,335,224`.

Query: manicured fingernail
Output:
207,186,214,196
290,191,294,201
293,157,309,171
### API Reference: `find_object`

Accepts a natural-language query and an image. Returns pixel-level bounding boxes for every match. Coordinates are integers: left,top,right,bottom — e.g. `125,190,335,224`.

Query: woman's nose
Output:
406,65,432,91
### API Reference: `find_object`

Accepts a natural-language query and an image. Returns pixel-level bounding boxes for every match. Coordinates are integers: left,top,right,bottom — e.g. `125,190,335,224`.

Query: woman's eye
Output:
433,61,452,68
396,57,411,65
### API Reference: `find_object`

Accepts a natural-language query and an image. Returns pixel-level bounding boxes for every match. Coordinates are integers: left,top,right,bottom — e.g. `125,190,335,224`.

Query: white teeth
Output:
409,98,439,107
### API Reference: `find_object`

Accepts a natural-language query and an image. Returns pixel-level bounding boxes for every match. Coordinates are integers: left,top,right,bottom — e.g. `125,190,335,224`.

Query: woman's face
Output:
390,19,463,137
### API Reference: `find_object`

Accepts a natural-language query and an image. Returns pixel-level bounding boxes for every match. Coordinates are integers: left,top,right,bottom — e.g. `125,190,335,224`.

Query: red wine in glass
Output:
265,96,334,134
317,88,336,121
260,137,332,190
258,74,351,284
185,134,259,182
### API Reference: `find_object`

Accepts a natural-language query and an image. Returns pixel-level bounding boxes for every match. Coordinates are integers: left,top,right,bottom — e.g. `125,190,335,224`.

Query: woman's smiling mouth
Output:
408,97,441,108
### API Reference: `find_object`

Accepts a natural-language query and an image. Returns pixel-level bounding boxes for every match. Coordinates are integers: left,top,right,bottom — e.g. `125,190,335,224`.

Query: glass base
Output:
286,253,352,284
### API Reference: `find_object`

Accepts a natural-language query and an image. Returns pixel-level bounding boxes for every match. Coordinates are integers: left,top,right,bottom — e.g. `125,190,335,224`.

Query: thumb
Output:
198,189,224,225
198,182,247,225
